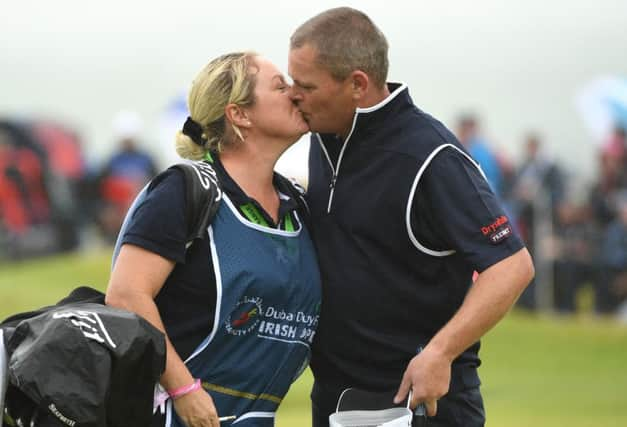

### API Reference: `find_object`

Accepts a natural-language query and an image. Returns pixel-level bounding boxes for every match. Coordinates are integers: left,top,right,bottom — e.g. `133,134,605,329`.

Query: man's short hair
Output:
290,7,389,88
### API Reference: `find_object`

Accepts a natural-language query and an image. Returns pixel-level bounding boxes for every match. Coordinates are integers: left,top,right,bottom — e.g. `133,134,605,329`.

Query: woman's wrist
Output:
168,378,202,399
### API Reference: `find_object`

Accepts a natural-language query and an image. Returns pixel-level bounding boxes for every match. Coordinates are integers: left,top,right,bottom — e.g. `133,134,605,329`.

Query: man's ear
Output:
350,71,369,101
225,104,252,129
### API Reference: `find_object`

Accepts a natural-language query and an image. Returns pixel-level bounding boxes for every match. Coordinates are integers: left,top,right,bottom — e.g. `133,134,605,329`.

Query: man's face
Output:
288,44,356,137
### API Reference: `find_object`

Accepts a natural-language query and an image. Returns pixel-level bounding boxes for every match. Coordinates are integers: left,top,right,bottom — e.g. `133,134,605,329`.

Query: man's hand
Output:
393,345,453,417
173,388,221,427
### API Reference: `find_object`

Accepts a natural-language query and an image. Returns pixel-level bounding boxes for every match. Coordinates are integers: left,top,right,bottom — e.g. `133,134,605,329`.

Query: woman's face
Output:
244,57,309,144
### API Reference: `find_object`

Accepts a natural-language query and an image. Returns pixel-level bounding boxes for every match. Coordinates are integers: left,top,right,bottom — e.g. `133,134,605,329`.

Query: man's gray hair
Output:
290,7,389,88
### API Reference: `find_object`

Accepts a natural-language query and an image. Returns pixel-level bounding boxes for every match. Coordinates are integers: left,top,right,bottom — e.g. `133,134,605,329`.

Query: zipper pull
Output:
329,174,337,190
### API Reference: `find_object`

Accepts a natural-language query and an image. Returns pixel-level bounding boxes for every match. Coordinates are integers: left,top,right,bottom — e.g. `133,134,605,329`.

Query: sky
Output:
2,0,626,185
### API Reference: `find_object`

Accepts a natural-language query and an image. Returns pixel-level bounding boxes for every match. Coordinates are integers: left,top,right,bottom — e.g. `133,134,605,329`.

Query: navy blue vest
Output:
165,194,321,426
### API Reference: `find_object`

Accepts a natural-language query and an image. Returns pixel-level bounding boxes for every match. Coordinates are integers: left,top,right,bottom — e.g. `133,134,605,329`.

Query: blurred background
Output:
1,0,627,425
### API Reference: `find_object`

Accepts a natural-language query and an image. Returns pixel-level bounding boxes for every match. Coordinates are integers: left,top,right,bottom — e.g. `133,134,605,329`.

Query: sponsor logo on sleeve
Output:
481,215,512,244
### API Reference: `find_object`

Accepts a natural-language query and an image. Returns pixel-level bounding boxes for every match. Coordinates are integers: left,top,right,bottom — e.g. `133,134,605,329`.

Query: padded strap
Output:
165,161,223,245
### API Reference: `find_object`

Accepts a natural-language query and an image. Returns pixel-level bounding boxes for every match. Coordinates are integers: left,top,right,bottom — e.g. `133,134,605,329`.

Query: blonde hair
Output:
175,52,258,160
290,7,388,88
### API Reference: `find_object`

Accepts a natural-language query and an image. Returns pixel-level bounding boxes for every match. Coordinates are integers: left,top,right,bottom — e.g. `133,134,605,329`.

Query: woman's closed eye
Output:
273,76,289,92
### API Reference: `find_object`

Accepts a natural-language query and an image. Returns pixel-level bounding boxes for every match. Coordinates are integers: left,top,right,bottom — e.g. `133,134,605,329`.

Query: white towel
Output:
329,407,413,427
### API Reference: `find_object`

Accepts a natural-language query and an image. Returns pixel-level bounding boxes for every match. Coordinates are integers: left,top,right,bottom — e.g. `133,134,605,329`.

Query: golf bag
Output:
0,286,165,427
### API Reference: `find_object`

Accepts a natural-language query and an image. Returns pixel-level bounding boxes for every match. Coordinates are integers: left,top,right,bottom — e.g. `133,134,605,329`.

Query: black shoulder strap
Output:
275,174,311,230
168,161,222,246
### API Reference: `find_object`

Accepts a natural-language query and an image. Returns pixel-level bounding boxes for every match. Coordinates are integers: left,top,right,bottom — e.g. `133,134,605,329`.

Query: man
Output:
288,7,534,427
456,114,503,198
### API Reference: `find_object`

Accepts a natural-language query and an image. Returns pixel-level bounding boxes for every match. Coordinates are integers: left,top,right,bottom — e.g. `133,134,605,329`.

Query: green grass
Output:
0,248,112,316
2,250,627,426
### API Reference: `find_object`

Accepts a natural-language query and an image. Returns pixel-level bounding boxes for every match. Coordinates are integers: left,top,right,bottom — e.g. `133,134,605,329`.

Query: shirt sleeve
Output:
120,169,189,263
411,146,524,272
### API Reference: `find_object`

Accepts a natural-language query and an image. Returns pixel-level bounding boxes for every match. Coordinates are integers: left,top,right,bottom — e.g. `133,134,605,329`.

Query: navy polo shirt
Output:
117,157,301,360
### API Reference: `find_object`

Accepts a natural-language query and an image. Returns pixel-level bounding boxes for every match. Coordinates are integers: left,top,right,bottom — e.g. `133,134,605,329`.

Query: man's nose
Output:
288,86,303,102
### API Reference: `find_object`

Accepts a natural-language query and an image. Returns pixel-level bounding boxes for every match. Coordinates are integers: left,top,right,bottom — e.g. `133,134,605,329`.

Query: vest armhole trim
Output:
405,143,484,257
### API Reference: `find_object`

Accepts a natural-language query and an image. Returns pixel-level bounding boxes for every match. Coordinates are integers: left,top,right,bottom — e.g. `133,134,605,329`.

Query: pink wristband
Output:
168,379,202,399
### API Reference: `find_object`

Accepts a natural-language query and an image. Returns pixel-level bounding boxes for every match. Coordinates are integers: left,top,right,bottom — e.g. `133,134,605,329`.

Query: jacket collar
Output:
316,82,411,145
352,82,409,131
356,82,407,115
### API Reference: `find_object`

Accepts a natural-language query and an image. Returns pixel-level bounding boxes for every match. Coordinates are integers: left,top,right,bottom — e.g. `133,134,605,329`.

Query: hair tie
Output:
182,117,206,146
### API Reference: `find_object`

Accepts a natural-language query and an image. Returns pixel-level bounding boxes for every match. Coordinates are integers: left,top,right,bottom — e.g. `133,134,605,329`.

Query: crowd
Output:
0,111,157,258
455,116,627,320
1,110,626,319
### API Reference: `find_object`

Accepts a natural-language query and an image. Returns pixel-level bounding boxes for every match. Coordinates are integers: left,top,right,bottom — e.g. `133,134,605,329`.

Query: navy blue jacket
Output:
307,83,524,392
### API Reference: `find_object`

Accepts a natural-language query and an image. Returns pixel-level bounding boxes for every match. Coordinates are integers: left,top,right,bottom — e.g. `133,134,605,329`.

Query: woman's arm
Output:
106,244,220,427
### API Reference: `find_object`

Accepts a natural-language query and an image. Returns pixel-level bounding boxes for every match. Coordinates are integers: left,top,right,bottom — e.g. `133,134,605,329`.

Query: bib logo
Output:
225,297,263,336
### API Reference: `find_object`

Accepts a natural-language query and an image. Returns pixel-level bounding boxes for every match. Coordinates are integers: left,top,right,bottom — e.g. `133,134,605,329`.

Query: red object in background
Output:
0,169,29,233
100,176,141,208
0,144,50,233
30,122,85,180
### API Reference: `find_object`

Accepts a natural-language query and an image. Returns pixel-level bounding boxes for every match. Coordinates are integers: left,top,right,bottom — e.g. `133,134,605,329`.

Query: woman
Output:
106,52,321,427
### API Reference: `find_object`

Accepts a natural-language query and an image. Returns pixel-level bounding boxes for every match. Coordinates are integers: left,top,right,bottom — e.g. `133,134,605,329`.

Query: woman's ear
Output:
225,104,252,129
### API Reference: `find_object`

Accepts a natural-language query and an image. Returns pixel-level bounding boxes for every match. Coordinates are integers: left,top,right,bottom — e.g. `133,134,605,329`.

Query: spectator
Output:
512,133,564,309
603,125,626,175
597,191,627,315
457,114,504,197
97,111,157,241
551,201,598,313
589,125,627,230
